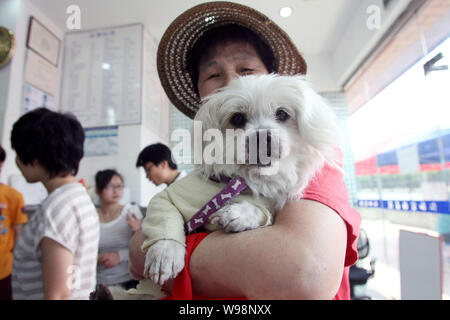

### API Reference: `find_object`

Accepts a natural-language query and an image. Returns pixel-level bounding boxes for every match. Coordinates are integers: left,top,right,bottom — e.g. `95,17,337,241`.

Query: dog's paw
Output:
210,201,270,232
144,240,186,286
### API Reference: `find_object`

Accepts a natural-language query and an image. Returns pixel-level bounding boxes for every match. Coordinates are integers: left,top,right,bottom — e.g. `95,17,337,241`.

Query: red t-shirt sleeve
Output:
301,162,361,267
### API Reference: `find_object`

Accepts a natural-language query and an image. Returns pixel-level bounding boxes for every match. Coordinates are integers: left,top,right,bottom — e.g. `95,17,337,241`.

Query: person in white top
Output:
90,144,187,299
10,107,99,300
131,144,187,281
95,169,143,291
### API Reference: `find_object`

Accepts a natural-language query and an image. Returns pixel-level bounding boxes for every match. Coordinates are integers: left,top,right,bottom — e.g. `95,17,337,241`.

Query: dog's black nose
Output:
265,133,272,158
257,131,271,159
245,130,273,165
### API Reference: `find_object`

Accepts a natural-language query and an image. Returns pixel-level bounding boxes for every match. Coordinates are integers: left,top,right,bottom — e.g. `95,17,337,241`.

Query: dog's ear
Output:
291,76,343,165
190,96,223,170
193,97,221,133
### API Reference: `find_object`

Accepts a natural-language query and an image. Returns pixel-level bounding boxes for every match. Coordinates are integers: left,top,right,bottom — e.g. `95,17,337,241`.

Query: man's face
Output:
197,41,269,98
144,161,166,186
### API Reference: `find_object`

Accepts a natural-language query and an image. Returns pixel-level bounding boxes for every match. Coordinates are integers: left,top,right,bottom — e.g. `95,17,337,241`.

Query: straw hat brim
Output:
157,1,307,119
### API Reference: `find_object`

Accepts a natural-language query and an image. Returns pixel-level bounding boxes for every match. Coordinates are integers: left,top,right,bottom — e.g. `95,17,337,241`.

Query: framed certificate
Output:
26,17,61,66
24,50,59,96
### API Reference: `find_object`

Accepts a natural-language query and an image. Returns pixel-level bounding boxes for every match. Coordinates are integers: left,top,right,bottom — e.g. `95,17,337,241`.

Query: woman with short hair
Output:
95,169,142,291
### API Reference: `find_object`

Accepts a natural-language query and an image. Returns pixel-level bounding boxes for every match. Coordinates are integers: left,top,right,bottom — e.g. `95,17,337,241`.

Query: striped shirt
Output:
12,182,99,300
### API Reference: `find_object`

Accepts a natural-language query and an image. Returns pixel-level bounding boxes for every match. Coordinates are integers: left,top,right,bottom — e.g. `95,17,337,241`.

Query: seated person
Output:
95,169,143,291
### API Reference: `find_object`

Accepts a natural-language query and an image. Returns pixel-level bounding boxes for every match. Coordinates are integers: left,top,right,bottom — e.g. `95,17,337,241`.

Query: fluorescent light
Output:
280,7,292,18
102,63,111,70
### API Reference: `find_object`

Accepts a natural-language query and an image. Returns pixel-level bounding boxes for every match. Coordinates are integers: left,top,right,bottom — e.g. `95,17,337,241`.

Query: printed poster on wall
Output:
84,126,118,157
23,83,56,113
60,24,142,128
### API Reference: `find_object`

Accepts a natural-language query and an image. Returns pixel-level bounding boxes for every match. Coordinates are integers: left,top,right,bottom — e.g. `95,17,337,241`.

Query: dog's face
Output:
193,74,341,199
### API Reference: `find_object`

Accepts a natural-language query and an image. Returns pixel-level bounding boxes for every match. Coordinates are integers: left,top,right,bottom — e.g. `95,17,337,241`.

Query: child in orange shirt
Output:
0,145,27,300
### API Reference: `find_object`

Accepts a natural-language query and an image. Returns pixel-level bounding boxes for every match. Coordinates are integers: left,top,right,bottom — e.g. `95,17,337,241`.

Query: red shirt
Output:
163,162,361,300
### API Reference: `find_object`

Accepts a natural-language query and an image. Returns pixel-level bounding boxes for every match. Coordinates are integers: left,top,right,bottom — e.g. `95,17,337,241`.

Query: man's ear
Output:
160,160,168,169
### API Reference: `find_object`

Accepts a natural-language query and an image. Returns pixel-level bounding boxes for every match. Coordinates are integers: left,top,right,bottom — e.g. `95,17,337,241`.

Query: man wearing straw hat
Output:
129,1,361,300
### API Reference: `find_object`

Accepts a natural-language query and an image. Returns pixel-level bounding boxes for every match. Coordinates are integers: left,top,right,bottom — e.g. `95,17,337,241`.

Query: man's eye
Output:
207,73,220,80
240,68,253,74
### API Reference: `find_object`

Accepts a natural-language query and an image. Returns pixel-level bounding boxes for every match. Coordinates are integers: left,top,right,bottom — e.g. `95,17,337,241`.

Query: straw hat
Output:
157,1,307,119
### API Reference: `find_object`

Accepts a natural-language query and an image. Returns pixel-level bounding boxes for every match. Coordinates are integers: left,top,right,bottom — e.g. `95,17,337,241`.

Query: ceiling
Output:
32,0,361,56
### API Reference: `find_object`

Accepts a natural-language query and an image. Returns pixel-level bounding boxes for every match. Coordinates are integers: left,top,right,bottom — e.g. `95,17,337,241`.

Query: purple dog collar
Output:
185,176,248,234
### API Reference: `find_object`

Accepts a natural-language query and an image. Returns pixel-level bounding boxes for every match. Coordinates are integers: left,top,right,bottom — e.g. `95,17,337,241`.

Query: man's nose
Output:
223,70,238,87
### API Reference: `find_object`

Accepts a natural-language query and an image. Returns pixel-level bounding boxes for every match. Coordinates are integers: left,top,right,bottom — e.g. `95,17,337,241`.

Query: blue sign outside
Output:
357,199,450,215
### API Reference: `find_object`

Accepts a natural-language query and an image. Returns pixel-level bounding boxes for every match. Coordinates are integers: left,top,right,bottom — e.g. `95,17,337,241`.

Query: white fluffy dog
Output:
195,73,342,210
92,74,342,299
143,74,343,287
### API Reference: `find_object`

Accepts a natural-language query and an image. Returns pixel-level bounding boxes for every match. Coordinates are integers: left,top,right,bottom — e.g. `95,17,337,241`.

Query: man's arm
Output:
129,199,347,299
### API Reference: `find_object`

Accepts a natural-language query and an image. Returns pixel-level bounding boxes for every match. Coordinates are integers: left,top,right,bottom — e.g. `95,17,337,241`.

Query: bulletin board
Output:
60,24,142,128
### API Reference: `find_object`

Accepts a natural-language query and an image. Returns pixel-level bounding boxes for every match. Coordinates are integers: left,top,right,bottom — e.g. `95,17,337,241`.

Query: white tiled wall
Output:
321,91,358,205
169,104,195,173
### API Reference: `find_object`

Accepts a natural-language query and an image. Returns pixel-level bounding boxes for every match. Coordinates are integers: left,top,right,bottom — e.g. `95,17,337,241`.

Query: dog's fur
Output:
146,74,343,287
92,74,342,299
195,74,342,209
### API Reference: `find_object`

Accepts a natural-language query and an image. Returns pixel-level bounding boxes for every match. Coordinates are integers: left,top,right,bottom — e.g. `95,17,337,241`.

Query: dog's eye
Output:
230,113,247,127
275,109,290,122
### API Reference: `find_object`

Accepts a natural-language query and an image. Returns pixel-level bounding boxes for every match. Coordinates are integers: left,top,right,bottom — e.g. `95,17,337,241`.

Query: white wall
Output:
77,24,170,207
61,25,170,207
77,124,141,204
0,0,20,144
304,53,337,93
137,29,170,206
332,0,413,87
0,0,170,207
1,0,64,184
